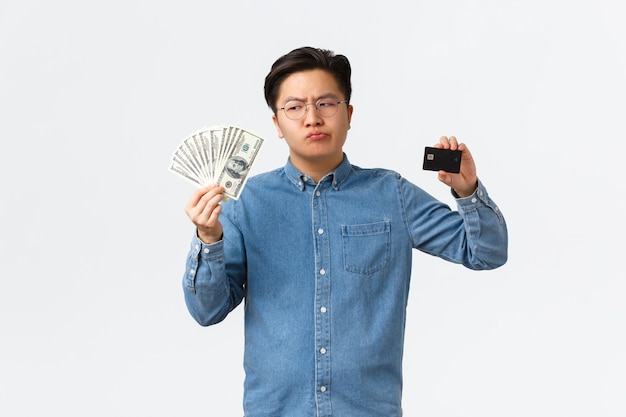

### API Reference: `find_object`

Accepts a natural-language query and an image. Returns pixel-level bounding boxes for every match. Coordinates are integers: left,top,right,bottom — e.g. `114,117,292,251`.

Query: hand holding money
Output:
169,125,265,200
185,184,225,244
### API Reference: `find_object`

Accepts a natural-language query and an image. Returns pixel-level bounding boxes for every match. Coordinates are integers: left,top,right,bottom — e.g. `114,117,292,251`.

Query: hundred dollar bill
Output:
210,126,226,178
169,162,203,188
169,124,265,199
216,128,264,200
182,135,209,184
170,148,203,185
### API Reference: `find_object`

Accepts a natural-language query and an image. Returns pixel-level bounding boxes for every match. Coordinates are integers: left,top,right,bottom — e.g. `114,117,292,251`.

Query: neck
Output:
291,154,344,184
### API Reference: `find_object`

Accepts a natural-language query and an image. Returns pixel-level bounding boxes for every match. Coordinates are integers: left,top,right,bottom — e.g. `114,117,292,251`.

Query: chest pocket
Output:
341,221,390,275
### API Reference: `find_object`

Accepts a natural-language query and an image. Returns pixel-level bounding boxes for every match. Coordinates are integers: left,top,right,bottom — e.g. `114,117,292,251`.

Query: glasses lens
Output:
281,99,344,120
283,101,306,120
316,99,339,117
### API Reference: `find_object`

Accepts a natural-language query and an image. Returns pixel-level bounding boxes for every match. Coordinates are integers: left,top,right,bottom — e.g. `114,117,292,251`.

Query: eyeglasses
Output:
278,98,348,120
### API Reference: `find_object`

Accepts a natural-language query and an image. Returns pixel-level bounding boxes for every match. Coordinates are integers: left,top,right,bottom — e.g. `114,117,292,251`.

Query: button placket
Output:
312,183,331,411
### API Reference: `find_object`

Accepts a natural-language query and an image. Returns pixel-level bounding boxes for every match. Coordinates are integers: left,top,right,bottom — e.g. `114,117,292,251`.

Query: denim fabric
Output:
183,154,507,417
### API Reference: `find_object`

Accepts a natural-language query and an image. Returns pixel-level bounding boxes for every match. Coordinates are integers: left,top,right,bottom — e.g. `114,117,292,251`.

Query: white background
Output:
1,1,624,416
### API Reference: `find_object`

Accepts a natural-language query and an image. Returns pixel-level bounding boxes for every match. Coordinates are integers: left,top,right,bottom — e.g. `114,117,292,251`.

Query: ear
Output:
272,114,284,138
347,104,354,130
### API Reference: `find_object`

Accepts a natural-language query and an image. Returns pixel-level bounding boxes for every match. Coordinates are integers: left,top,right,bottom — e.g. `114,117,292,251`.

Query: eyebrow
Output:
283,92,340,103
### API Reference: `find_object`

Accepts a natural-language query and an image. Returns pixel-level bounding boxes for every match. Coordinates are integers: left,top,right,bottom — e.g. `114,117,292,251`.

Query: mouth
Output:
307,131,327,140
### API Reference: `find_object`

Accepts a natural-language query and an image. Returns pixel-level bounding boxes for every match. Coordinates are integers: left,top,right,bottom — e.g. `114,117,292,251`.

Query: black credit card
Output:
422,147,462,173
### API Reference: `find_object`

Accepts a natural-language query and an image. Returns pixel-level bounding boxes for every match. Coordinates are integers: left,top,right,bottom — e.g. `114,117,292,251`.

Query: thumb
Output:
438,170,452,186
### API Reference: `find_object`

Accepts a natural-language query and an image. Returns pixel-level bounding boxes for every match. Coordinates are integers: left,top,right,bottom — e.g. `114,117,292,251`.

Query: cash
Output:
169,125,265,200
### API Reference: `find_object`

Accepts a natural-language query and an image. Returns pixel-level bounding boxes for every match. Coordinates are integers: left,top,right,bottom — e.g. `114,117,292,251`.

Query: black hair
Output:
264,46,352,113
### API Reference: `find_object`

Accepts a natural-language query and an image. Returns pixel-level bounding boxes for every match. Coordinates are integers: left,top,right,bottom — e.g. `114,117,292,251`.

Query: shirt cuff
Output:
191,233,224,259
453,179,486,206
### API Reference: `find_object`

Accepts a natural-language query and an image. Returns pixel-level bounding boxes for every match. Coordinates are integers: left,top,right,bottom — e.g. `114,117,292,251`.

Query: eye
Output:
284,101,304,112
317,99,337,109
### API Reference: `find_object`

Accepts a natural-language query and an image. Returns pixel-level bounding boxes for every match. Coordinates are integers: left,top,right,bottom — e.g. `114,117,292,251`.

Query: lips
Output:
307,131,327,140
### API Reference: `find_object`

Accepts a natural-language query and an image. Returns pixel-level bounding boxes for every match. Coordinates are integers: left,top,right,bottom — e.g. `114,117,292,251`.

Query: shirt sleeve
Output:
403,178,508,270
182,231,246,326
453,179,508,269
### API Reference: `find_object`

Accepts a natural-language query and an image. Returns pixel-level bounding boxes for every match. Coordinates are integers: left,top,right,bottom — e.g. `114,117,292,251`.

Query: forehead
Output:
277,69,341,101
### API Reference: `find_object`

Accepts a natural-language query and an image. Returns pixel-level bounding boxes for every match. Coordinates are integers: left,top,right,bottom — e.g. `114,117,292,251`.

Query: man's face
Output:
272,69,353,173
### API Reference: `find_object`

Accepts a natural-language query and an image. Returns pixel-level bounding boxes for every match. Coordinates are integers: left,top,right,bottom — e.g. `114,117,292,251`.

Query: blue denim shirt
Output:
183,155,507,417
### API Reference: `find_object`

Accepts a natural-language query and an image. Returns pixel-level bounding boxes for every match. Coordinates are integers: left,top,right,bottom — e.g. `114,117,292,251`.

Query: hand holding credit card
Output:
422,147,462,173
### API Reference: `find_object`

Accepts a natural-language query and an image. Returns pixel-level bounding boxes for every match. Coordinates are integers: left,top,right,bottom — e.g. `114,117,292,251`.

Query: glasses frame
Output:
278,99,349,120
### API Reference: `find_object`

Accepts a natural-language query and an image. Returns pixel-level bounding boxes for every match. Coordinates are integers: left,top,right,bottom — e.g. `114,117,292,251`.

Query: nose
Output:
303,103,323,126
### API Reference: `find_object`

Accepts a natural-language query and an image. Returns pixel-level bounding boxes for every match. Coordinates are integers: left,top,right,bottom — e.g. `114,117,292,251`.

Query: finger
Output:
198,188,225,219
437,136,457,149
457,142,472,162
185,184,223,221
185,185,211,212
448,135,458,150
205,201,223,226
458,141,472,153
436,136,448,149
438,170,452,186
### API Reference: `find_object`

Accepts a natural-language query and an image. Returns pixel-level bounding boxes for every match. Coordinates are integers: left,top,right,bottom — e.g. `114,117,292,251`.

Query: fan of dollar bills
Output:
168,125,264,200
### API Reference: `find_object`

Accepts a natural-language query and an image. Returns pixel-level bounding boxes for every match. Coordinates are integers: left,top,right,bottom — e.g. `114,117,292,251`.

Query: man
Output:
182,46,508,417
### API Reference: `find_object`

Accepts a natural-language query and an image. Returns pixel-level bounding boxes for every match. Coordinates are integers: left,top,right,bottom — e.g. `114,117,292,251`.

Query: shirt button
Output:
320,347,327,354
320,268,326,275
203,248,210,254
195,245,200,250
320,306,327,313
316,191,321,197
317,228,324,235
190,269,195,274
471,197,477,203
320,386,327,392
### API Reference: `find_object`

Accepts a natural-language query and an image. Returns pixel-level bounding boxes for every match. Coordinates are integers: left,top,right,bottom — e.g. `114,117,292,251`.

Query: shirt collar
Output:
284,153,352,192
